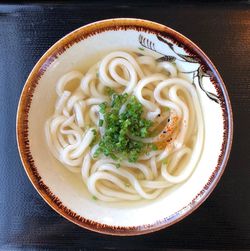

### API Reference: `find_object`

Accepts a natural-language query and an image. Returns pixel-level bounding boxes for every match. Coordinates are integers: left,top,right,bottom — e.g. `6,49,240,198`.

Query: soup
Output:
45,51,204,202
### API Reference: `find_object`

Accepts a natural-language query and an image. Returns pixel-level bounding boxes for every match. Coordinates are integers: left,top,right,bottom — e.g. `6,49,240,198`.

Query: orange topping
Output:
155,114,178,150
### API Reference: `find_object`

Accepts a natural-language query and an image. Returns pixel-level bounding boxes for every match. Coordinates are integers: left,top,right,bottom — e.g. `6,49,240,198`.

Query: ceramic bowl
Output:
16,18,233,235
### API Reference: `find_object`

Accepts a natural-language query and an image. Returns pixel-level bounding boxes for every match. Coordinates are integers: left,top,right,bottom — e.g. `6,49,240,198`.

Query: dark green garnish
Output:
95,93,153,162
90,129,98,147
92,195,98,200
99,102,107,114
99,119,104,127
105,87,116,96
163,107,170,112
91,129,97,136
93,150,99,159
162,159,168,165
138,47,144,51
151,144,158,151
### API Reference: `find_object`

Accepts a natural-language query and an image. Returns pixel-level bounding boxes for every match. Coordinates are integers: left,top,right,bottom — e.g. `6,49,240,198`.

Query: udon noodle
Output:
45,51,204,202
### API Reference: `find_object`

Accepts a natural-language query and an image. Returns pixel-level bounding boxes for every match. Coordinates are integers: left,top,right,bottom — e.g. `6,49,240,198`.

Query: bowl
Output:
16,18,233,235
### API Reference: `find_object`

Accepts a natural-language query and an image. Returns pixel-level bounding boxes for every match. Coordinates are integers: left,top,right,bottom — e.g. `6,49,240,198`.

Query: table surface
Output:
0,1,250,250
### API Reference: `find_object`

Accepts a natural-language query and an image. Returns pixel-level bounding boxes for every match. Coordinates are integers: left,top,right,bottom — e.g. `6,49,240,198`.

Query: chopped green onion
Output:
92,195,98,200
152,144,158,151
99,102,107,114
91,129,97,136
93,148,100,159
99,119,104,127
94,92,153,162
162,159,168,165
105,87,115,96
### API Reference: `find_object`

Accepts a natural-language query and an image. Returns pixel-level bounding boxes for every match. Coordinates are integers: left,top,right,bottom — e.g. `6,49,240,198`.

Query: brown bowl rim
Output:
16,18,233,236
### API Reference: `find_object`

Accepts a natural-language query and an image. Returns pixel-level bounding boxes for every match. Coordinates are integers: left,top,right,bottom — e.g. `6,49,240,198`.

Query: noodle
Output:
45,51,204,202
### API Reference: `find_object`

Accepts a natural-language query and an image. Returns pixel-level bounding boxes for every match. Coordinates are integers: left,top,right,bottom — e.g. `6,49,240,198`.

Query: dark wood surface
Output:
0,1,249,250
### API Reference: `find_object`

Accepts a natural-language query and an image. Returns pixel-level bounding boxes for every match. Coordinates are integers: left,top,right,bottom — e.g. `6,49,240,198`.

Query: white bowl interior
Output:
28,29,224,227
